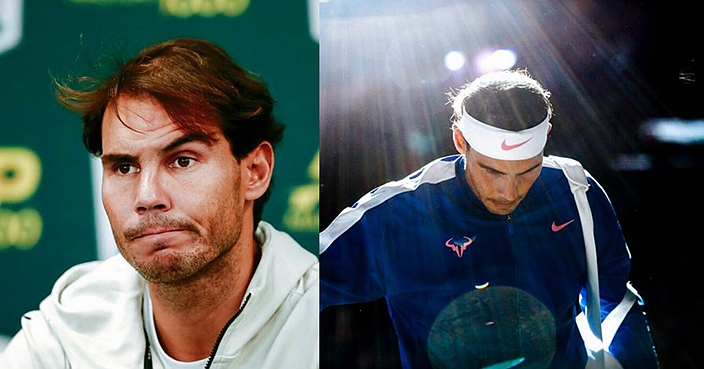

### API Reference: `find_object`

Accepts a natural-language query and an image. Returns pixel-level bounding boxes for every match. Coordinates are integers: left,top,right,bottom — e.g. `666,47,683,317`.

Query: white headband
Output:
455,112,550,160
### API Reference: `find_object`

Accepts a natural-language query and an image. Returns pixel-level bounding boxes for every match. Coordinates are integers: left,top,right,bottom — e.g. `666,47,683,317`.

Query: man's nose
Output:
496,176,519,202
134,169,171,214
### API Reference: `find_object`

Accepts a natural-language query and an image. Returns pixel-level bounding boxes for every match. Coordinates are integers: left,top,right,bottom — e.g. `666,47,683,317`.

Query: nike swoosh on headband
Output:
457,111,549,160
501,138,532,151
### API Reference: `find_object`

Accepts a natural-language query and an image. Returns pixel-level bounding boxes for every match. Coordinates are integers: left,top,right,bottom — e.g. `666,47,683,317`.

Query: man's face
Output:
100,95,244,283
464,148,543,216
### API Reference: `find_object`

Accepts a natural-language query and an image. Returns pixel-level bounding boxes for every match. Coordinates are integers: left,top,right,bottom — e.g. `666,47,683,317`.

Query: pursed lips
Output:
130,228,185,241
492,199,516,207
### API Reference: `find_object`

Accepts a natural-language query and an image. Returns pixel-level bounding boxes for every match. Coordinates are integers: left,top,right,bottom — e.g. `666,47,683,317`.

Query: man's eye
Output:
116,164,137,175
173,157,196,168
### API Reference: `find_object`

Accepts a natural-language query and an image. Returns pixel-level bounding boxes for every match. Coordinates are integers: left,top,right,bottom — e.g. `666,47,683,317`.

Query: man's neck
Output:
147,236,261,362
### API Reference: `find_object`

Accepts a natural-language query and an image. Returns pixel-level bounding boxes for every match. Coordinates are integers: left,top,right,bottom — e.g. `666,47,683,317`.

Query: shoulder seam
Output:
319,156,458,254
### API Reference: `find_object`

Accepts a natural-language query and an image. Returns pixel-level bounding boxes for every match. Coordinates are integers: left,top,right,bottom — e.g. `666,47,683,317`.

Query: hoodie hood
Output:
40,255,146,368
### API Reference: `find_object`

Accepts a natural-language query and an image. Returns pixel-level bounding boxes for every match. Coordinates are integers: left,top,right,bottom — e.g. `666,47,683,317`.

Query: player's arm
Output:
320,210,387,311
587,178,659,368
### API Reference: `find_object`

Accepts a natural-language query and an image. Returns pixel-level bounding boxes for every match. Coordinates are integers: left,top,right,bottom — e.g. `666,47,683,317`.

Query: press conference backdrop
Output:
0,0,319,343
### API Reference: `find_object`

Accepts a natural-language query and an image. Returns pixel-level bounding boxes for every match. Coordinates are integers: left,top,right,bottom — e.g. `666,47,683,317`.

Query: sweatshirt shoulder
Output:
46,254,142,307
320,155,460,252
351,155,459,210
3,255,146,369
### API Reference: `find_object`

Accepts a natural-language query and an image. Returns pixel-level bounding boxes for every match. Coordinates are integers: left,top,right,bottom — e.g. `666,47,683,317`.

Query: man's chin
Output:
132,250,202,284
485,200,519,216
487,207,514,216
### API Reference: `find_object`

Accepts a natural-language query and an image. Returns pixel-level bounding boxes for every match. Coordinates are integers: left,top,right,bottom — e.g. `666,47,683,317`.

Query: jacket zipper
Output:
203,292,252,368
506,214,514,234
506,213,520,286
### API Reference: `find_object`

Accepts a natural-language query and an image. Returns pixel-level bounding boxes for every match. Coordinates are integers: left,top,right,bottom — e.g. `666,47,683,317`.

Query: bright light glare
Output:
444,51,466,71
491,49,517,69
640,119,704,145
476,48,518,74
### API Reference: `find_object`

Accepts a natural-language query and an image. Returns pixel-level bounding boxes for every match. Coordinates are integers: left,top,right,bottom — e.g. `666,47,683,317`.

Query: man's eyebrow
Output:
160,132,217,154
518,162,542,175
478,161,541,175
101,153,136,165
100,132,217,165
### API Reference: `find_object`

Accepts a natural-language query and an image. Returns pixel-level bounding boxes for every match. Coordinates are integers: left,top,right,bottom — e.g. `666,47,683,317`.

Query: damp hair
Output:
449,69,553,131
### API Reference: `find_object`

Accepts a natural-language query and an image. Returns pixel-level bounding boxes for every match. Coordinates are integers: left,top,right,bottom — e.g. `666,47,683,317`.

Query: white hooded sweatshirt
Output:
0,221,319,369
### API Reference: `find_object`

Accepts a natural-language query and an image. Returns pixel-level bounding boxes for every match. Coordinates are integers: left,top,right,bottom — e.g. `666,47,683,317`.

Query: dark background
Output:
320,0,702,367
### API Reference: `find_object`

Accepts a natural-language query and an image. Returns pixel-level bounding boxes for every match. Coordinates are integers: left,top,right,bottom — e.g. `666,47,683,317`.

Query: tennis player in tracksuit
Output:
320,70,658,368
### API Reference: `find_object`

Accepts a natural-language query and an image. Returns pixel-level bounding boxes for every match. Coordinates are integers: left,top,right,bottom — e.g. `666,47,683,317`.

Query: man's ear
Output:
452,125,467,154
241,142,274,201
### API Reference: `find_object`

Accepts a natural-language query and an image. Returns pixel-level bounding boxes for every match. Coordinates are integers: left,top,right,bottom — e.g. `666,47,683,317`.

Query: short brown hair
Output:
449,69,552,131
55,38,284,226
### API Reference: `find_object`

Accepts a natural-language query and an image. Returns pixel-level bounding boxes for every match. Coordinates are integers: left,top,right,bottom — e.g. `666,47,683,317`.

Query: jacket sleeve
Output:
607,292,659,369
319,205,388,311
0,310,68,369
582,177,659,368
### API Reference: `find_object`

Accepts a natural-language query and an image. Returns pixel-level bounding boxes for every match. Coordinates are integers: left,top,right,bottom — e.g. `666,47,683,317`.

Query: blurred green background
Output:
0,0,318,340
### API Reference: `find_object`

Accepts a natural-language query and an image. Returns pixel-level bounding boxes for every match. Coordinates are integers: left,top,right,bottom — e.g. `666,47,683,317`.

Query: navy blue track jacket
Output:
320,154,658,368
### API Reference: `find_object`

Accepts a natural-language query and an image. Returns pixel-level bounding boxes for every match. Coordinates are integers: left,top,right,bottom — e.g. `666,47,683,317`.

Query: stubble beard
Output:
115,212,243,285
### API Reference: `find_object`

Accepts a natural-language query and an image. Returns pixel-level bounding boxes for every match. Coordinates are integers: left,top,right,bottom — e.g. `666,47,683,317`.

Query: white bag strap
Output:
551,156,641,369
550,155,604,367
602,283,638,348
